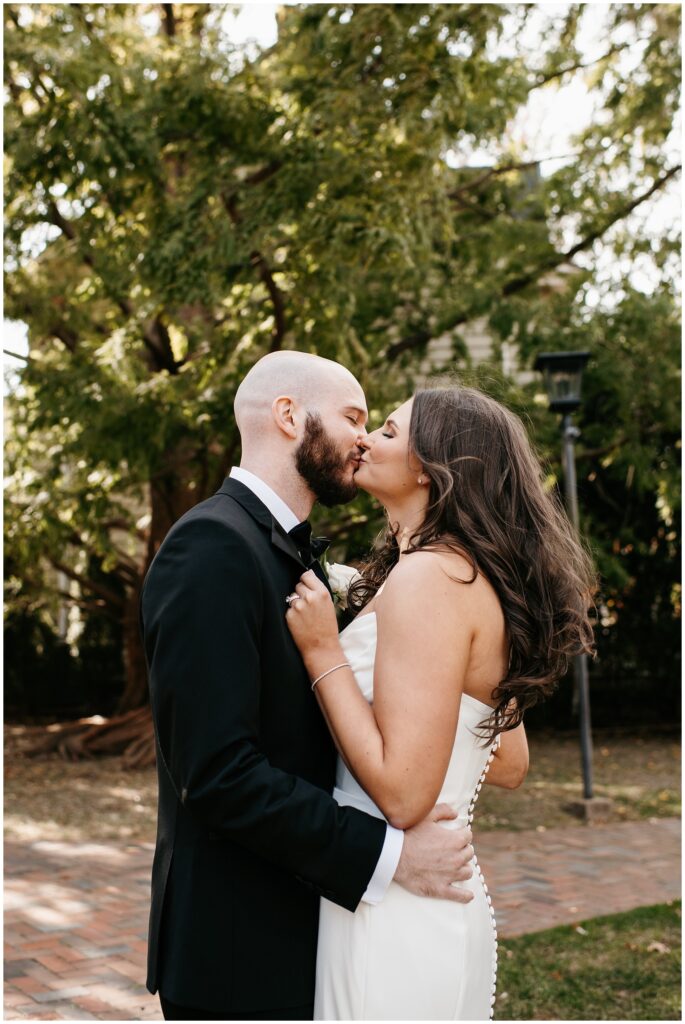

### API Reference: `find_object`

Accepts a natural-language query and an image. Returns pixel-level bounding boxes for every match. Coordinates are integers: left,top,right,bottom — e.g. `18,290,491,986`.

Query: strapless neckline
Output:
342,610,496,714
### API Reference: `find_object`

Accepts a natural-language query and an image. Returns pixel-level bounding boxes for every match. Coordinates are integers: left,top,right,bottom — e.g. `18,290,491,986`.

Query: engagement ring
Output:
285,594,301,607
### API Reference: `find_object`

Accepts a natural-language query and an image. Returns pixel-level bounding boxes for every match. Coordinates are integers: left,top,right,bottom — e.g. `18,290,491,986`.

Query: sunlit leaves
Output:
3,3,680,696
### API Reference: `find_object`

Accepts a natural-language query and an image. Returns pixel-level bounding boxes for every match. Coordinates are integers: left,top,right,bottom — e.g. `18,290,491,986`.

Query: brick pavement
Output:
476,816,681,937
4,818,680,1020
5,841,159,1021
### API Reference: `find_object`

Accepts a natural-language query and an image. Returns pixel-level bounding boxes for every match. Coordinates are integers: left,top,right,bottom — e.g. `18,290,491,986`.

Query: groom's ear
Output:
272,395,299,440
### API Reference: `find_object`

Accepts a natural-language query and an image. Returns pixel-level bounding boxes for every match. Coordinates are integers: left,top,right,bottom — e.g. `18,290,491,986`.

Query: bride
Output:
286,383,596,1021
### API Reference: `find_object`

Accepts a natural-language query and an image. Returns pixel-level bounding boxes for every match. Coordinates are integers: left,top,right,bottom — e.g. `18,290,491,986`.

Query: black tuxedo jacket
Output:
141,477,387,1013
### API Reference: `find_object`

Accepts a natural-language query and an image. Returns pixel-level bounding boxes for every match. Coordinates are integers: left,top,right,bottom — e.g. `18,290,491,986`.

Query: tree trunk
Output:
18,441,217,768
117,576,149,712
117,439,210,713
147,438,208,565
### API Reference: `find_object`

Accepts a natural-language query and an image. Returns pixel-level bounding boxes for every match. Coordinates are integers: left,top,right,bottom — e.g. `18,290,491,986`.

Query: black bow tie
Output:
288,521,330,564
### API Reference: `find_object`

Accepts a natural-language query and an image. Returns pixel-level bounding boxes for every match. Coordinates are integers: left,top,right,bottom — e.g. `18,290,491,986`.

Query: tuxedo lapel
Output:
218,478,304,569
217,478,332,594
217,477,273,530
270,519,333,595
271,519,309,569
308,553,333,595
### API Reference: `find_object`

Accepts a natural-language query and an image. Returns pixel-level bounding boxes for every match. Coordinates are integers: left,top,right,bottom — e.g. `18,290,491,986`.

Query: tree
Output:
464,288,681,728
4,4,680,756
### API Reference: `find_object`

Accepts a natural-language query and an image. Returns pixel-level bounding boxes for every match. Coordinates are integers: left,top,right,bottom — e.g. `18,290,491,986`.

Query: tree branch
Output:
447,159,542,200
50,559,126,610
575,420,665,461
221,190,286,351
45,203,180,372
386,164,682,362
450,190,498,222
447,154,581,203
62,527,140,588
244,161,282,187
575,438,628,461
51,323,79,352
142,316,182,374
502,163,682,296
251,251,286,351
211,435,242,493
162,4,176,37
529,40,633,89
587,473,626,517
16,37,178,375
6,282,110,351
385,326,434,361
56,590,121,623
102,518,149,543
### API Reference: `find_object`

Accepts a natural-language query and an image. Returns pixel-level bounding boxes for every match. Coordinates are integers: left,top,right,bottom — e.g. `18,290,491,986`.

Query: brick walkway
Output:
477,817,680,937
4,818,680,1020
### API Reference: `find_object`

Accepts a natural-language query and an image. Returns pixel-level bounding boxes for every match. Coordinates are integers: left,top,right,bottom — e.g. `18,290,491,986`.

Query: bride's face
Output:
354,399,424,503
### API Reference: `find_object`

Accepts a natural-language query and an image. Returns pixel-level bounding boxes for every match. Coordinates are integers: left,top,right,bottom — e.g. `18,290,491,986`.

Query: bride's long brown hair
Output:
348,383,598,742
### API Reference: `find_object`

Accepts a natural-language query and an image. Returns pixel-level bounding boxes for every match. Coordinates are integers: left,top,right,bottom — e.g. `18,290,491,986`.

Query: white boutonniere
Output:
323,559,362,611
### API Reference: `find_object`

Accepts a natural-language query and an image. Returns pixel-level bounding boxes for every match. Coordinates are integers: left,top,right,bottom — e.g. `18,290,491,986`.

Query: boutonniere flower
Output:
324,561,363,611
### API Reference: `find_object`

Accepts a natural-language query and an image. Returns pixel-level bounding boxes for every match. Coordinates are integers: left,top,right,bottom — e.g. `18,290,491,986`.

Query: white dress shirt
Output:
229,466,403,904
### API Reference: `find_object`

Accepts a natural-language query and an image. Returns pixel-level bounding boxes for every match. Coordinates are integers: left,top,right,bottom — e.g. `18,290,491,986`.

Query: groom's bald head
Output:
234,351,363,440
233,350,368,506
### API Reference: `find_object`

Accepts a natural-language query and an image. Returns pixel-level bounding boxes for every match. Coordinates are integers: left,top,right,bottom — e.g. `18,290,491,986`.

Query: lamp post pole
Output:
533,351,607,817
562,414,594,800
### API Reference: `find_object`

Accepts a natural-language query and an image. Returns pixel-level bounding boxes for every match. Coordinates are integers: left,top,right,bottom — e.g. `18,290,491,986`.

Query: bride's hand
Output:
285,570,342,670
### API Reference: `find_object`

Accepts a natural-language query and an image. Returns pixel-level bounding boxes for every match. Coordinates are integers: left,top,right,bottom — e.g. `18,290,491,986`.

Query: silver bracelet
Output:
311,662,351,691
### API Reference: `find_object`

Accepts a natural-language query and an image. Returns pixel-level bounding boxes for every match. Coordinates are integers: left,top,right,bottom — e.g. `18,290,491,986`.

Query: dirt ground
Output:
477,729,681,832
4,728,680,843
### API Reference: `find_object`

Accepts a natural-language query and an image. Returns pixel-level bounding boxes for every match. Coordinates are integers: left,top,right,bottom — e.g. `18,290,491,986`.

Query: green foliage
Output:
3,3,681,710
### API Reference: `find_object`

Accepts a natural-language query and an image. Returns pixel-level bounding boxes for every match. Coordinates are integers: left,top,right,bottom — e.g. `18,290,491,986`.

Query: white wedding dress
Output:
314,608,500,1021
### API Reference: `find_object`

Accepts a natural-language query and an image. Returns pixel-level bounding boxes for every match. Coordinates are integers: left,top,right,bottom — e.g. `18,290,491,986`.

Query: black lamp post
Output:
534,351,595,802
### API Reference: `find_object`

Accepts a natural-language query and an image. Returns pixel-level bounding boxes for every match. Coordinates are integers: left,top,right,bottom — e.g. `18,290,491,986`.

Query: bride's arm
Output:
286,552,475,830
484,721,528,789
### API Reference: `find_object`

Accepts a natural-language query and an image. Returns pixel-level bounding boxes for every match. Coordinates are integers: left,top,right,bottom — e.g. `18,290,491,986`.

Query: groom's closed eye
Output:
344,406,368,425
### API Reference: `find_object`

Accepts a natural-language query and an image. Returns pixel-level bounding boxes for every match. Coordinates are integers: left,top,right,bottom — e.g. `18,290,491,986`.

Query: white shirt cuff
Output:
360,824,404,905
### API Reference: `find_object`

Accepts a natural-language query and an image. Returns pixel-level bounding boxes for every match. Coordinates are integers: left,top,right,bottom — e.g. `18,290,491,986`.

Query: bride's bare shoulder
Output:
381,544,479,602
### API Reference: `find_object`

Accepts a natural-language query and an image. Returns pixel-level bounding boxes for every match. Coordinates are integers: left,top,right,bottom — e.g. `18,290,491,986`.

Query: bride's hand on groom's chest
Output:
285,570,342,671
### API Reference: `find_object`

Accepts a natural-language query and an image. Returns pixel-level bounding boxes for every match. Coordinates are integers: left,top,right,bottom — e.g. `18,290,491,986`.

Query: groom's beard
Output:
295,412,359,507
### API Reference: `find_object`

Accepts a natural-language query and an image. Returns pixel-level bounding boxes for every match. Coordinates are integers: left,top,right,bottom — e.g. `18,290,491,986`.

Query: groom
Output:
141,351,475,1020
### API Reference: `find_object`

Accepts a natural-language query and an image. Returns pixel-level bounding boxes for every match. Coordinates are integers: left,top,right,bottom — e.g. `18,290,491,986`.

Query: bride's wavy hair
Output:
348,383,598,742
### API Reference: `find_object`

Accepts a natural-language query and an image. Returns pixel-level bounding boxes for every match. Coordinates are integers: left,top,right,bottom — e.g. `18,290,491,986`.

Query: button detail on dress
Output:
466,736,500,1020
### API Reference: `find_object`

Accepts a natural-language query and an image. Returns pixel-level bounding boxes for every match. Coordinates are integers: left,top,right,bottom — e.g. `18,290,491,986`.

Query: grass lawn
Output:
496,901,682,1021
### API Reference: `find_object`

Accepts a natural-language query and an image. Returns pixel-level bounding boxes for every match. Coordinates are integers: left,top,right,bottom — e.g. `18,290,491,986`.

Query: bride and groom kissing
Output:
140,351,595,1021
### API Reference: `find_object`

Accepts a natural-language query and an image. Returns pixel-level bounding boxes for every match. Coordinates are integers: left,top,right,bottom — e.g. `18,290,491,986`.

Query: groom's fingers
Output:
442,883,475,905
451,857,474,882
432,802,457,821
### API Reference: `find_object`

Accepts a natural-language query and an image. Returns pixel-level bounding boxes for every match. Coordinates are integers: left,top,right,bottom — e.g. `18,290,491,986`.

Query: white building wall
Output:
418,316,538,384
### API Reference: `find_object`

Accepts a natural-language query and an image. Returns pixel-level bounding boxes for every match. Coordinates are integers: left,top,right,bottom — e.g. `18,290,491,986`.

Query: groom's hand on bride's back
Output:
393,803,475,904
